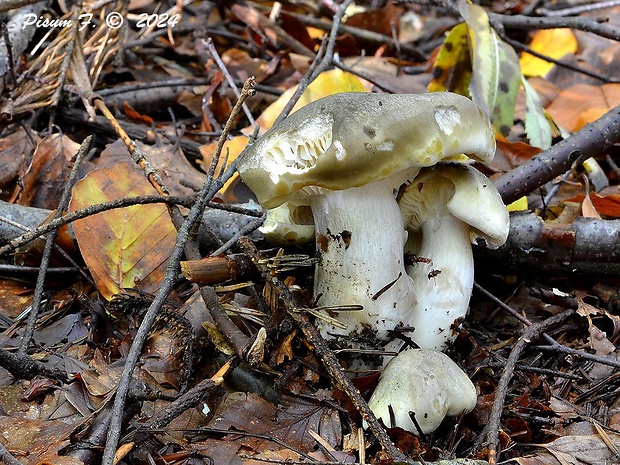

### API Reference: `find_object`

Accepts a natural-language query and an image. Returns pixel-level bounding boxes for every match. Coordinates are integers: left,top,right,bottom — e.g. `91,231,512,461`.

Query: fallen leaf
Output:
562,193,620,218
520,29,578,77
580,175,602,220
458,0,521,136
17,134,79,209
522,76,553,149
69,161,177,299
0,127,39,193
427,22,471,96
546,83,620,132
0,415,86,465
543,434,620,465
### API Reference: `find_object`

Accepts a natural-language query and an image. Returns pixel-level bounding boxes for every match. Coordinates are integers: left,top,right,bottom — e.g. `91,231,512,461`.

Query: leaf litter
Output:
1,1,620,464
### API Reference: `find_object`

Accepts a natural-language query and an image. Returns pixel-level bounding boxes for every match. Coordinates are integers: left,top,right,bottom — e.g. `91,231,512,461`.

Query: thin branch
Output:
0,440,21,465
476,309,575,464
139,360,232,430
237,237,408,463
434,0,620,43
0,347,69,383
505,36,616,84
203,37,257,129
537,0,620,17
256,3,427,60
0,195,194,257
273,0,353,126
474,282,620,370
488,10,620,41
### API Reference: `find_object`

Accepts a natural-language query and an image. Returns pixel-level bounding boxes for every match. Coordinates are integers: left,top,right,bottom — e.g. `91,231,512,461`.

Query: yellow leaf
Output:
255,69,367,130
458,0,521,136
507,196,528,212
427,22,471,94
520,29,578,77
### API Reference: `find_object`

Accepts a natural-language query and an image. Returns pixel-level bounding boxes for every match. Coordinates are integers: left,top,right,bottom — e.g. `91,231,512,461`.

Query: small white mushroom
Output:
260,203,315,245
367,348,477,434
399,163,509,350
238,92,496,346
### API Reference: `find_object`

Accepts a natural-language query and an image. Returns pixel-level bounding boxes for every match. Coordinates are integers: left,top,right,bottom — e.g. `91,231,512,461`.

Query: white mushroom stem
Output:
399,164,509,351
406,214,474,350
309,180,416,342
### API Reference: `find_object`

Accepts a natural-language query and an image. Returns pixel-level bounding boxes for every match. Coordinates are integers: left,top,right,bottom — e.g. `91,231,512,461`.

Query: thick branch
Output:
494,104,620,205
476,212,620,276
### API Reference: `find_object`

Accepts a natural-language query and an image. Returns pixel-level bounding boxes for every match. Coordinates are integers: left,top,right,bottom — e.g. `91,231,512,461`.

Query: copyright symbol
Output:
106,12,123,29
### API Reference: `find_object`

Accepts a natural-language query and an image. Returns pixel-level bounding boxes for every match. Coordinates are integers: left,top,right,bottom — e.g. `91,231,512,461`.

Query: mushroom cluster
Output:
238,92,503,347
237,91,508,434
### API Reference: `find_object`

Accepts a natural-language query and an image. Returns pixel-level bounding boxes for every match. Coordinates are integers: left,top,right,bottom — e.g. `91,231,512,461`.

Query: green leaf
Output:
521,77,552,149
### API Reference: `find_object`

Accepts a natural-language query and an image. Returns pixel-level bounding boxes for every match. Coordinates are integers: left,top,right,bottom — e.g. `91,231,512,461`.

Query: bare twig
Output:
489,12,620,42
203,37,257,129
274,0,353,126
200,285,250,358
140,359,232,430
93,99,171,197
475,309,575,464
0,347,69,383
474,282,620,369
434,0,620,43
0,195,194,257
504,36,616,83
0,440,21,465
538,0,620,17
254,3,427,60
210,214,266,256
1,22,17,88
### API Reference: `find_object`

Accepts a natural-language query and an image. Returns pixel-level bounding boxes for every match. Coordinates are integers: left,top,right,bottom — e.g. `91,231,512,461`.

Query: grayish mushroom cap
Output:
238,92,496,209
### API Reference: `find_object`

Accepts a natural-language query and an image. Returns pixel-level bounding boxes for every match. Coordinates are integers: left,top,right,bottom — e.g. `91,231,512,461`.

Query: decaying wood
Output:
181,253,256,285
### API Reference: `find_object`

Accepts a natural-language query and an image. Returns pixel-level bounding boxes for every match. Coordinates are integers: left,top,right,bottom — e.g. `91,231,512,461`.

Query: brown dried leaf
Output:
0,415,86,465
206,391,338,452
546,83,620,132
0,127,39,192
271,330,296,366
563,192,620,219
94,139,206,197
543,434,620,465
142,325,186,389
17,134,79,209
